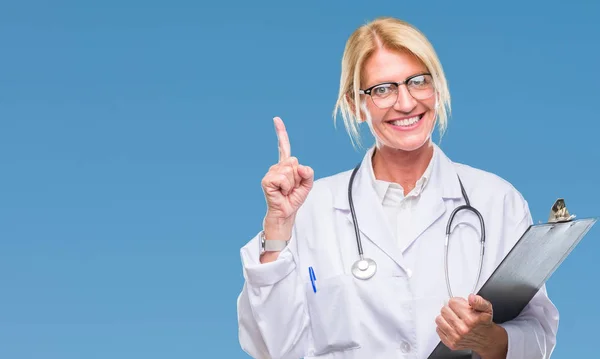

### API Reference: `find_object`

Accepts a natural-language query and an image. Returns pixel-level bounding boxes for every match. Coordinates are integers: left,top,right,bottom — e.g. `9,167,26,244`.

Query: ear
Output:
345,93,366,123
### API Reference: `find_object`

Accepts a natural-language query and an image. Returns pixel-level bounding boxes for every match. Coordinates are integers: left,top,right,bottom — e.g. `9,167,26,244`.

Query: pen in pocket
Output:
309,266,317,293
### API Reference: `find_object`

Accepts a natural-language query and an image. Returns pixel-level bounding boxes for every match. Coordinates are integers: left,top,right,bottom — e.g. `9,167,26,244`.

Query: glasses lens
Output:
407,74,434,100
371,84,399,109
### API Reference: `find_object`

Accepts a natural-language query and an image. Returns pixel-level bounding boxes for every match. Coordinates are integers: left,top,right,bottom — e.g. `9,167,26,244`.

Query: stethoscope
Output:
347,161,486,298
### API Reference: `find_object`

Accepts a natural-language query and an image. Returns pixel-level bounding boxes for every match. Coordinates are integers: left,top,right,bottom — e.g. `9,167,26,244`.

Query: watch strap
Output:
264,239,288,251
260,231,289,253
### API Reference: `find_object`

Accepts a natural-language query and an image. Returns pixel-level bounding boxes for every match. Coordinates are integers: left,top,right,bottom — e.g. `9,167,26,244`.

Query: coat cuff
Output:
499,321,525,359
240,231,297,287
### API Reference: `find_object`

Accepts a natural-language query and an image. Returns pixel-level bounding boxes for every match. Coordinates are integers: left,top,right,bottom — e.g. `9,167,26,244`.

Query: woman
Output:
237,17,558,359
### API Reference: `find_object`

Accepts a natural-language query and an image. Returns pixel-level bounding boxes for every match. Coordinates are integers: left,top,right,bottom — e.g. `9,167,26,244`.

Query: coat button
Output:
401,341,411,353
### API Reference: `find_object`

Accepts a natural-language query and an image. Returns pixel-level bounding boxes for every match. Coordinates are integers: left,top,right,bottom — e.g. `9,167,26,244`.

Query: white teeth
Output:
390,115,421,127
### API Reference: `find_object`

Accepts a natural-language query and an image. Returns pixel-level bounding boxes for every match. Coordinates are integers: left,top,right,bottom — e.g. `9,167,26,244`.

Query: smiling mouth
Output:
386,113,424,127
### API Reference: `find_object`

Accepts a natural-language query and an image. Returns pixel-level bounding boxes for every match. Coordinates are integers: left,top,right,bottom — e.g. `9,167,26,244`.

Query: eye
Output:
408,75,431,88
372,84,395,97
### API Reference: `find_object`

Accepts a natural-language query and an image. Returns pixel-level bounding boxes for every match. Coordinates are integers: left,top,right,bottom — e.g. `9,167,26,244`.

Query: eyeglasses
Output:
359,73,435,109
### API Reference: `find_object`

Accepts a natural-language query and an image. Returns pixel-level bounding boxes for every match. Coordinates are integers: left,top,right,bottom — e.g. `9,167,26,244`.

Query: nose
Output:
392,85,418,113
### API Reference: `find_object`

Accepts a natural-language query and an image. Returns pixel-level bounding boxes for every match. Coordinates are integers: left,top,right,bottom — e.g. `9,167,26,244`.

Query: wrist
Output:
475,323,508,359
263,215,295,241
259,216,293,264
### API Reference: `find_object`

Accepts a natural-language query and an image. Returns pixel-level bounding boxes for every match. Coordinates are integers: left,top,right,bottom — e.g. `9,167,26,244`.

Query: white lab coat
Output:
237,144,559,359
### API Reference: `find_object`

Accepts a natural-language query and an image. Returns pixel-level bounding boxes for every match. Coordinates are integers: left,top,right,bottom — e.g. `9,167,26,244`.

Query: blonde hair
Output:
333,17,451,149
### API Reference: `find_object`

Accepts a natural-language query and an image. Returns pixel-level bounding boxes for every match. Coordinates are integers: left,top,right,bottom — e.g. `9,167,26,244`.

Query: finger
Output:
450,296,487,328
441,305,469,336
298,165,314,181
436,327,448,341
264,171,294,196
469,294,492,313
435,315,458,343
436,327,455,351
275,173,293,196
298,165,314,191
276,165,297,193
277,157,302,189
274,117,291,162
447,297,470,320
288,157,301,189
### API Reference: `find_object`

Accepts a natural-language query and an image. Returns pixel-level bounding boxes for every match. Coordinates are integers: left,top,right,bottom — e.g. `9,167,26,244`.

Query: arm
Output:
436,192,559,359
467,282,558,359
497,284,558,359
497,204,559,359
237,116,315,358
237,227,310,359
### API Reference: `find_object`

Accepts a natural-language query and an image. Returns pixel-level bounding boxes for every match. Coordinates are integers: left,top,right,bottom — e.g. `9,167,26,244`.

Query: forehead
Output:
362,48,427,87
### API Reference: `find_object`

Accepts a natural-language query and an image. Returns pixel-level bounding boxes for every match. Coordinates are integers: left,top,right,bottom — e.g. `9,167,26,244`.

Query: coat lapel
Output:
332,144,464,270
333,149,408,271
401,185,446,251
400,146,463,251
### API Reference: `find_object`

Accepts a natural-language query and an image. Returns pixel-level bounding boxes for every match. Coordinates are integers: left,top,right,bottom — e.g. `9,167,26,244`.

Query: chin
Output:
385,137,432,152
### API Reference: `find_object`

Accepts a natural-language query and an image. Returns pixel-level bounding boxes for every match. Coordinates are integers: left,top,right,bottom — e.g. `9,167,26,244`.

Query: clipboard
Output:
428,200,598,359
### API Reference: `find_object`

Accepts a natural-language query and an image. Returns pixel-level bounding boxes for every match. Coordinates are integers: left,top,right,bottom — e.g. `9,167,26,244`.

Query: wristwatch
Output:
259,231,289,255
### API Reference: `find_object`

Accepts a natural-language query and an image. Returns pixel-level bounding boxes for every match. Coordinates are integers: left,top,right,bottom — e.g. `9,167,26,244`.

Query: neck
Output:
371,141,434,195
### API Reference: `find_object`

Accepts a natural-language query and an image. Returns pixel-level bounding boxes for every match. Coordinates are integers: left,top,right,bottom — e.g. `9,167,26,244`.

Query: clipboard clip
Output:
548,198,576,223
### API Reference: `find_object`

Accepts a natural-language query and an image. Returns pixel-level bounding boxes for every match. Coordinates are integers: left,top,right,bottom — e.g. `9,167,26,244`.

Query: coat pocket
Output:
305,274,361,356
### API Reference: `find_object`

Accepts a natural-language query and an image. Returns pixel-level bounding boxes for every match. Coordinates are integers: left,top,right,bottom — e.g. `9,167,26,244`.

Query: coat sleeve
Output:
236,226,311,359
497,196,560,359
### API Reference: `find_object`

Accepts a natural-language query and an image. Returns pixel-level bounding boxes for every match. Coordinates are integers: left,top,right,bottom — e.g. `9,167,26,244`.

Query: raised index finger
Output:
273,116,291,162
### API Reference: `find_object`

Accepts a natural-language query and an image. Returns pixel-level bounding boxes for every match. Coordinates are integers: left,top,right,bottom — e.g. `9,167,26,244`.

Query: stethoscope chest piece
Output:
351,257,377,280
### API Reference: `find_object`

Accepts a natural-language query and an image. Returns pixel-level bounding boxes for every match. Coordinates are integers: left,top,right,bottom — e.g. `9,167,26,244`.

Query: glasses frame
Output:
359,72,435,109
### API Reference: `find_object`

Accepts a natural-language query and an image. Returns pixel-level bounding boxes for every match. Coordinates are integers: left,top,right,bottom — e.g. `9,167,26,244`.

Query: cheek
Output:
424,110,437,125
363,103,388,124
423,99,437,115
420,102,437,125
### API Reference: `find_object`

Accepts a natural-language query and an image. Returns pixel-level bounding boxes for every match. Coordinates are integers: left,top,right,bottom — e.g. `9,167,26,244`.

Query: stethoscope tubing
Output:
348,164,364,258
347,161,486,297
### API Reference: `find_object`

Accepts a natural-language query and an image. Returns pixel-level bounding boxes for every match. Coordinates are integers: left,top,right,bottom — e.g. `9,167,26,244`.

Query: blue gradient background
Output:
1,1,598,358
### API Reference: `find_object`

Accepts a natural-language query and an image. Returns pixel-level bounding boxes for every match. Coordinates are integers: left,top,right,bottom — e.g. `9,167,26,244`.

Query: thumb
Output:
469,294,492,313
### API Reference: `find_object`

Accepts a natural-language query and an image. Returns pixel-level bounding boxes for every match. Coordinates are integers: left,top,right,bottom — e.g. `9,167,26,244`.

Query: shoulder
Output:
292,167,353,219
453,161,517,195
304,168,352,202
451,160,532,222
315,168,353,189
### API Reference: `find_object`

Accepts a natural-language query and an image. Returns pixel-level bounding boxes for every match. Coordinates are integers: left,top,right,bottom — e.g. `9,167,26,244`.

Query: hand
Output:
261,117,314,240
435,294,508,358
